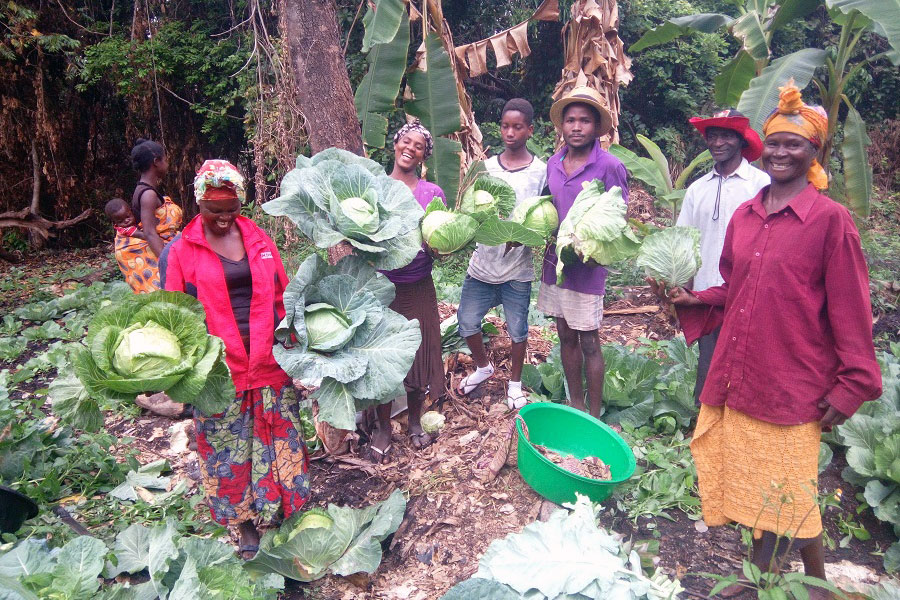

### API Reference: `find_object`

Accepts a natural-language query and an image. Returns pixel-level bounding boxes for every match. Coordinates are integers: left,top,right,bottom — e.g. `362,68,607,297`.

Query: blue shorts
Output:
457,275,531,343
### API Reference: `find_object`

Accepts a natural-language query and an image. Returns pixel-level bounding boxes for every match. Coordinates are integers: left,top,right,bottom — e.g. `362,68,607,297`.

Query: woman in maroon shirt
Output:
656,82,881,596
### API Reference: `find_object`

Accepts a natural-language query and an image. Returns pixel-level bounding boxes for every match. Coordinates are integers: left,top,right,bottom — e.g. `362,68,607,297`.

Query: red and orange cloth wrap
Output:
194,159,246,203
762,78,829,190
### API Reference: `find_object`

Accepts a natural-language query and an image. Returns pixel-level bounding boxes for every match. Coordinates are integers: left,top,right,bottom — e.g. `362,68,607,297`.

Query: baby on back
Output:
105,197,145,240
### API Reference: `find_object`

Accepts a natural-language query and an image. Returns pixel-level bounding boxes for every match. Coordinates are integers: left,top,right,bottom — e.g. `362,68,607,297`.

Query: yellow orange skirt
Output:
691,404,822,539
114,197,182,293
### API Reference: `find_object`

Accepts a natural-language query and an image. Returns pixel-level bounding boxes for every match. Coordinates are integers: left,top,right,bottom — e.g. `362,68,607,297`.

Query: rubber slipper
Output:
237,543,259,560
409,431,434,450
364,442,392,464
458,366,494,395
506,389,527,410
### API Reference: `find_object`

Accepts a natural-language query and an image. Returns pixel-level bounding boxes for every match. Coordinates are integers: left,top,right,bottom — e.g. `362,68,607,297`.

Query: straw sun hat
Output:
549,86,613,136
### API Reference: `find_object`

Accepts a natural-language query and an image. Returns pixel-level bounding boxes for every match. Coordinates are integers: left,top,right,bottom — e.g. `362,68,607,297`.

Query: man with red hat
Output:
677,109,769,402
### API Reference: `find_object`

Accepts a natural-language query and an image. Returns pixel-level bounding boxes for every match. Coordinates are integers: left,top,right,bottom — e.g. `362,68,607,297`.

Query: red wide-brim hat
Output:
689,113,763,162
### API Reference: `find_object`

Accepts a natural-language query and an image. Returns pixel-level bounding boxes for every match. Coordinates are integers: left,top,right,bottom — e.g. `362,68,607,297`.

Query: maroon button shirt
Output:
677,184,881,425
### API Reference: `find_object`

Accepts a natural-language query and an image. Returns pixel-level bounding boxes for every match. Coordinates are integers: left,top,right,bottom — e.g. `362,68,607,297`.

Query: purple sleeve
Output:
609,161,629,203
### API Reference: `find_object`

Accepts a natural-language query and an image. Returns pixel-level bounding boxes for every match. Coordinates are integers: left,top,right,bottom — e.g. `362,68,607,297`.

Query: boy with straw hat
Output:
538,86,628,418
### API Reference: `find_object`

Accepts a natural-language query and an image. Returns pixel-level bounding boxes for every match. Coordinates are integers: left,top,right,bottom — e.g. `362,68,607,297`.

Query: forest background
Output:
0,0,898,252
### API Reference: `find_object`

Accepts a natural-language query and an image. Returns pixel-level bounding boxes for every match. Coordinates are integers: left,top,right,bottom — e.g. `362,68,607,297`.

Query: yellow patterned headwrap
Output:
762,79,829,190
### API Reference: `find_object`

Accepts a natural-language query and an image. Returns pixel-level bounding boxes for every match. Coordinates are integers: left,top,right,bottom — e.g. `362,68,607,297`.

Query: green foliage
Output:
272,254,421,431
245,489,406,582
264,148,425,271
421,199,480,255
636,226,702,287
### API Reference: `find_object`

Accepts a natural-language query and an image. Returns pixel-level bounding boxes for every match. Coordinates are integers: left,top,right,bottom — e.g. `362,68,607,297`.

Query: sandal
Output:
506,387,527,410
409,431,434,450
364,442,392,464
458,364,494,395
237,543,259,560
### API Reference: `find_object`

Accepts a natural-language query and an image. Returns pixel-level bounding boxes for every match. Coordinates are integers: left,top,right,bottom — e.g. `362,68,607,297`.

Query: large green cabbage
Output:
555,182,641,285
635,226,702,287
510,195,559,237
274,254,421,430
263,148,424,270
71,291,235,418
421,198,479,255
471,195,559,248
245,489,406,582
459,175,517,221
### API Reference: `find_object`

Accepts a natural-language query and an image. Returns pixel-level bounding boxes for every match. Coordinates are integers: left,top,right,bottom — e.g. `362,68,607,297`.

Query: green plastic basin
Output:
515,402,636,504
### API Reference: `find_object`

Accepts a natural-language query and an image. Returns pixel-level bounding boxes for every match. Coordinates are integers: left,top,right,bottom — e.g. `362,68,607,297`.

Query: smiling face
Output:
199,197,241,236
761,131,817,185
500,110,533,152
393,131,427,173
704,127,745,165
561,103,598,151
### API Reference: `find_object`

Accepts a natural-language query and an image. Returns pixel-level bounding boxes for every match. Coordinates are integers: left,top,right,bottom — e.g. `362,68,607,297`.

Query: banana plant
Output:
609,135,712,224
629,0,900,217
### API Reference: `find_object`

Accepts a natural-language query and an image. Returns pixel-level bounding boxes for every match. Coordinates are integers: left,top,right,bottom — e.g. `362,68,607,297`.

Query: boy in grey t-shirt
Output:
457,98,547,409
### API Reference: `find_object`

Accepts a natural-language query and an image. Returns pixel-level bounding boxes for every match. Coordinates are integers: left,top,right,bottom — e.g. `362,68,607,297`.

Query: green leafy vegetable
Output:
273,254,421,430
555,182,641,284
459,175,517,221
510,195,559,237
468,494,684,599
420,411,445,434
70,290,235,423
421,198,479,255
245,489,406,582
636,226,702,287
263,147,425,270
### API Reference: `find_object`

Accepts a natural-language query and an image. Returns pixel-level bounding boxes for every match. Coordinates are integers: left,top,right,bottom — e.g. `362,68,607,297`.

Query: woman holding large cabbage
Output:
164,160,309,558
659,82,880,595
366,121,446,463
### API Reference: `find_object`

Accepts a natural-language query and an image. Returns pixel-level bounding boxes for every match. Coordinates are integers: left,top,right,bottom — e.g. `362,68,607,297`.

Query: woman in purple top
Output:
538,86,629,418
367,121,446,463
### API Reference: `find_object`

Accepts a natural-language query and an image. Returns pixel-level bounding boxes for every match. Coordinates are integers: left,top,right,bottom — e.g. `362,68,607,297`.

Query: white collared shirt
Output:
676,158,770,291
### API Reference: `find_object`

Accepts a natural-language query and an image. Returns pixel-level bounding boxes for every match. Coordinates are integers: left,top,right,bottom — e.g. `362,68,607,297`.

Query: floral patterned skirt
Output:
195,382,310,525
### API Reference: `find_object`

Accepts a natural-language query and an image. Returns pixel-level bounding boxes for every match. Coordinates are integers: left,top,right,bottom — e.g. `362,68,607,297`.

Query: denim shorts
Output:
457,275,532,343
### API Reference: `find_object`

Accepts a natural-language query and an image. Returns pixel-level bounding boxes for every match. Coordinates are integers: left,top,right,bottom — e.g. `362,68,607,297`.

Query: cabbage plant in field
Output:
555,182,641,285
421,198,479,255
635,226,702,287
263,148,424,270
64,291,234,428
459,175,517,221
273,254,421,430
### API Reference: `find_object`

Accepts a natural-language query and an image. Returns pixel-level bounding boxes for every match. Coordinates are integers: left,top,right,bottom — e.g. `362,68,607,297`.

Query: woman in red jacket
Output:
165,160,309,558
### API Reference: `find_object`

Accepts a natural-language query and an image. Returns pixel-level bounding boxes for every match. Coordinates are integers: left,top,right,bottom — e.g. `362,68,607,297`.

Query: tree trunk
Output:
282,0,363,155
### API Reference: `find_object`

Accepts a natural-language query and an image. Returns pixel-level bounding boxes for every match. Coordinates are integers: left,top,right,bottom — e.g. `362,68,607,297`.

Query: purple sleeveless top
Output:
380,179,446,284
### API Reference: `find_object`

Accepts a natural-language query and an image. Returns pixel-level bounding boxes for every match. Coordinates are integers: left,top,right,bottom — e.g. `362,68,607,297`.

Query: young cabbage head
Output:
420,199,479,255
112,320,183,378
304,303,357,353
510,195,559,238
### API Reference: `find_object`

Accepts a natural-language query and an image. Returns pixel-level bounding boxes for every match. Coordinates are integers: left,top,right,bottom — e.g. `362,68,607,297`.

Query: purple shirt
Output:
541,140,629,295
381,179,446,284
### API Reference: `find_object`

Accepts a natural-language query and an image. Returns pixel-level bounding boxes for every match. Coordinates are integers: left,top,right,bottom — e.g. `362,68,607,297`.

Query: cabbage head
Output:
510,195,559,238
263,148,424,270
72,291,234,417
459,175,517,221
636,226,702,287
304,303,361,353
421,198,479,255
245,489,406,582
274,254,421,430
555,182,641,285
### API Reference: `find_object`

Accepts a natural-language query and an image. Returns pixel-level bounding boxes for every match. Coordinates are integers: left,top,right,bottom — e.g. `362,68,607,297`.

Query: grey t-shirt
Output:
467,155,548,284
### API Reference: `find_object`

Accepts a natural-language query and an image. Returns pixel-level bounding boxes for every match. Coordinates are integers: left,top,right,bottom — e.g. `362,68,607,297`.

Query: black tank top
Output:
131,181,164,221
218,254,252,354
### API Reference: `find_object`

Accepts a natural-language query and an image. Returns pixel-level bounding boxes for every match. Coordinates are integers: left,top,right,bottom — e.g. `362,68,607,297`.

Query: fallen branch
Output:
604,305,659,315
0,208,93,239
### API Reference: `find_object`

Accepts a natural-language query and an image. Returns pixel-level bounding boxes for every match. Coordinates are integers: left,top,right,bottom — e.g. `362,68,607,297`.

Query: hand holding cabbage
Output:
554,182,641,285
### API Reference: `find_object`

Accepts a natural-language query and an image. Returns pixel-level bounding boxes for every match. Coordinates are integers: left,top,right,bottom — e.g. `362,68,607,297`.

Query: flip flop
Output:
364,441,392,464
457,365,494,395
506,388,527,410
237,543,259,560
409,431,434,450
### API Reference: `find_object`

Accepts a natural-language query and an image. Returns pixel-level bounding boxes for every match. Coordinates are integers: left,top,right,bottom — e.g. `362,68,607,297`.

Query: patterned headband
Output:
393,120,434,161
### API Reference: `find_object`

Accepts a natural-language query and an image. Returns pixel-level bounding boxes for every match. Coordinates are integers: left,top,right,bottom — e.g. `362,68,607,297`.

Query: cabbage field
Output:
0,182,898,600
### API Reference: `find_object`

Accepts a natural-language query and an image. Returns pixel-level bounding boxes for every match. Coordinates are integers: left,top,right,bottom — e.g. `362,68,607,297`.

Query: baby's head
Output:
105,198,136,229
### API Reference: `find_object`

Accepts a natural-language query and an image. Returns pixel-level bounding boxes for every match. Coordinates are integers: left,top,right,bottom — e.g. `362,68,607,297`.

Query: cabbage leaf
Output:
273,254,421,430
421,198,479,255
459,175,517,221
555,182,641,284
264,148,424,270
636,226,702,287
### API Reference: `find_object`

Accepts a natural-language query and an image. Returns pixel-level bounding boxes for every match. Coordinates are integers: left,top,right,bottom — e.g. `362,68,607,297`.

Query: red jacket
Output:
164,215,290,393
